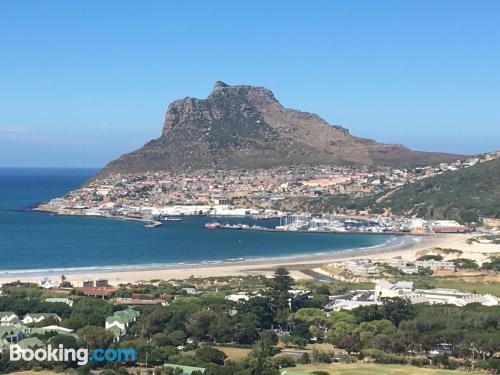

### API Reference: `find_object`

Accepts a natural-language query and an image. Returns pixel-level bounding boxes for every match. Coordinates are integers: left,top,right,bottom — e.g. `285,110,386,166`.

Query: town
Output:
36,153,498,234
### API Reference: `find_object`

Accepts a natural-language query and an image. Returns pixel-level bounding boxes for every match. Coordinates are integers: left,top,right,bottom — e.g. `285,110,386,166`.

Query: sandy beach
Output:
3,232,493,286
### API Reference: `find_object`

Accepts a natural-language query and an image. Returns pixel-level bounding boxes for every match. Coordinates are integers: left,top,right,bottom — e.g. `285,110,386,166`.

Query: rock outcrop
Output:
98,81,463,175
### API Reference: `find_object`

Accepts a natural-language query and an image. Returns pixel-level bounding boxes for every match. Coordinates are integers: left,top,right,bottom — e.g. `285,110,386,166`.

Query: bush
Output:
417,255,443,261
298,352,310,364
361,349,406,364
313,350,332,363
409,357,431,367
273,354,296,368
344,355,358,363
195,347,227,365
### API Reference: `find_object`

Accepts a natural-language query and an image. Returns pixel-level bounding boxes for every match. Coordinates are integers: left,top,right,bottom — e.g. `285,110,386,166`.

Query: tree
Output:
419,334,438,354
453,258,479,270
417,255,443,261
268,267,294,311
358,319,396,348
273,354,296,369
135,305,172,339
249,333,280,375
234,313,259,344
380,298,414,326
63,298,114,329
77,325,114,349
49,334,79,350
195,347,227,365
374,331,412,354
292,308,327,325
338,332,360,354
186,310,217,340
239,296,275,329
327,321,356,346
352,304,383,323
481,257,500,271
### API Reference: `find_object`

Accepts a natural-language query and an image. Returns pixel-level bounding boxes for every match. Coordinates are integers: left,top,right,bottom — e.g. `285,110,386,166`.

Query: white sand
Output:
0,233,497,286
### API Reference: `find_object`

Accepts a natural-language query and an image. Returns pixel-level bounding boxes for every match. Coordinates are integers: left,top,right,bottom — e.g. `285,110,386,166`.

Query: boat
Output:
144,221,162,228
205,222,220,229
162,217,182,222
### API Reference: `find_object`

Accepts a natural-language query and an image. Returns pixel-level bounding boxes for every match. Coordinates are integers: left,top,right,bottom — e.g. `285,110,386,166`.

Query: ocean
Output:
0,168,393,274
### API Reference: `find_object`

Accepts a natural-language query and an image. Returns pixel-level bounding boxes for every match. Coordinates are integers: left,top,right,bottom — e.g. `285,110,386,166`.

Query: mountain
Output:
372,157,500,222
98,81,463,176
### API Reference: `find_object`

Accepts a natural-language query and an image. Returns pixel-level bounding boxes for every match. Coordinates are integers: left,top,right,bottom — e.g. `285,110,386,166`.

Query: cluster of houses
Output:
0,311,62,327
324,280,499,311
0,307,72,351
0,294,142,351
343,256,456,277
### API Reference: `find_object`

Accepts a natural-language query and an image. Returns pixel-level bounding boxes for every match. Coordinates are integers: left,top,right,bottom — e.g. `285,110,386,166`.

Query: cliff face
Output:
99,81,463,175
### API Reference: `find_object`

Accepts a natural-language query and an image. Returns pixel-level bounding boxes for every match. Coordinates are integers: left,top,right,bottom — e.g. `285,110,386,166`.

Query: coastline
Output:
0,233,455,285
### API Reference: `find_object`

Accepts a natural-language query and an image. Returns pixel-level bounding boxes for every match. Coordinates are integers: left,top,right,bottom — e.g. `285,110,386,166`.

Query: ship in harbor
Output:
205,222,221,229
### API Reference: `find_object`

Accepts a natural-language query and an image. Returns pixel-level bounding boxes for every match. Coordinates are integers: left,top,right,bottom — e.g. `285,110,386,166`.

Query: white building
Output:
388,257,419,274
22,313,61,324
225,292,250,303
415,259,455,271
375,281,414,300
0,312,19,326
344,259,379,276
374,281,499,307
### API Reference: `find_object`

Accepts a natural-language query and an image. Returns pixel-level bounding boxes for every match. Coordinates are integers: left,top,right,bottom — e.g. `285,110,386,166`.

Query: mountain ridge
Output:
97,81,464,176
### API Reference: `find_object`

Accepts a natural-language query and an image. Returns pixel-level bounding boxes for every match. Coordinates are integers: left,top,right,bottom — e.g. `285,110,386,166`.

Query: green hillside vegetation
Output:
373,158,500,222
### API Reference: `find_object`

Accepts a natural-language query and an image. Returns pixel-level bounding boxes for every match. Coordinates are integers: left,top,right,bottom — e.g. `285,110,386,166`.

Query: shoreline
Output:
0,233,453,285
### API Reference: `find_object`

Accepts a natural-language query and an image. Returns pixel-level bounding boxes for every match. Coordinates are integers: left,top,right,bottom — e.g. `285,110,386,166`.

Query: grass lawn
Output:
431,279,500,297
217,346,252,361
283,363,476,374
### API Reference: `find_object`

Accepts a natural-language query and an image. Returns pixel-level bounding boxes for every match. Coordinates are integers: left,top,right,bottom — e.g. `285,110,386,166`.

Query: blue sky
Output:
1,1,499,167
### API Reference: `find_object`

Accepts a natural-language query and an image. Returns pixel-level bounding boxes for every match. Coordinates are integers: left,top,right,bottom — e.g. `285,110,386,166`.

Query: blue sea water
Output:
0,168,393,273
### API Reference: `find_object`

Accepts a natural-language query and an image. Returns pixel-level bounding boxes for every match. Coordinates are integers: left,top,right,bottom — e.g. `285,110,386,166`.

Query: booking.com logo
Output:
10,344,136,366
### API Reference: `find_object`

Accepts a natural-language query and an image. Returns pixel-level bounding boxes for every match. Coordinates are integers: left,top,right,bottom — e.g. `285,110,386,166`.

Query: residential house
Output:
388,257,419,274
23,313,61,325
0,325,24,343
344,259,379,276
17,337,44,349
0,312,20,326
105,309,140,342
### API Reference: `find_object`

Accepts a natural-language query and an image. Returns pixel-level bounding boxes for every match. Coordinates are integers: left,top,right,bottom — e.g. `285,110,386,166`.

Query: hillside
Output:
97,81,462,176
276,158,500,223
373,158,500,222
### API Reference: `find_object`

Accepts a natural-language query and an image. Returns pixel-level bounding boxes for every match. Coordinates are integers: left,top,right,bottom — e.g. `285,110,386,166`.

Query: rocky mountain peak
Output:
212,80,230,91
98,82,464,176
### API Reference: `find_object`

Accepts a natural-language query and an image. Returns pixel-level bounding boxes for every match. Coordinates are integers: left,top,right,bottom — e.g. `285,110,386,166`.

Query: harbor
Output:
203,213,444,236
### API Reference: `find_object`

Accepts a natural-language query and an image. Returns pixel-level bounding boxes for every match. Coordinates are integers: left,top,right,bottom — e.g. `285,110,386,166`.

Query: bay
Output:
0,168,392,272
